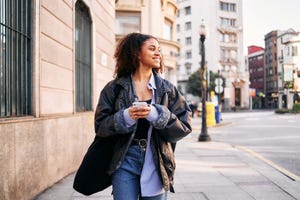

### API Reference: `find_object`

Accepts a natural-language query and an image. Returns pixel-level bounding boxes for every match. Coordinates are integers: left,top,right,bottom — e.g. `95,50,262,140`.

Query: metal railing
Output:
75,1,92,112
0,0,32,117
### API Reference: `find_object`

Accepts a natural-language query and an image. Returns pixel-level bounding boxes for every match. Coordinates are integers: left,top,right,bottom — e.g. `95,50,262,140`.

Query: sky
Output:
243,0,300,53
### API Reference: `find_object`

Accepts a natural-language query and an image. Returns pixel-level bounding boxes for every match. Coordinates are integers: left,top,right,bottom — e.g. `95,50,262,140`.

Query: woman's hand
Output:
129,105,151,120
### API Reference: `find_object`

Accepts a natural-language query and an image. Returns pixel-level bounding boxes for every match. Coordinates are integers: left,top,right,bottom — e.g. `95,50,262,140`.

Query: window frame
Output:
75,1,92,112
185,36,192,45
115,11,141,35
184,6,191,15
0,0,32,118
185,21,191,30
163,19,172,40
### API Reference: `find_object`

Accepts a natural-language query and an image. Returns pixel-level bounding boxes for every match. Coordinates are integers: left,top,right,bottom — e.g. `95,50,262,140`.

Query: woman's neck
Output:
132,68,152,82
132,68,153,101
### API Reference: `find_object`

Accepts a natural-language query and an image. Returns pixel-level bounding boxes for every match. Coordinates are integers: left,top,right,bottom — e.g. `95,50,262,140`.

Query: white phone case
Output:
133,102,147,107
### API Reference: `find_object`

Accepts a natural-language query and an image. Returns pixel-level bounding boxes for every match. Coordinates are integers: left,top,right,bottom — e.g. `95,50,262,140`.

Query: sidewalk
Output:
34,118,300,200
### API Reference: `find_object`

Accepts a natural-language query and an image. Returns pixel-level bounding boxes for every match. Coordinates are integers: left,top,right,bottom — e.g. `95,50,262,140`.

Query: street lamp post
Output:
217,70,221,106
198,20,211,142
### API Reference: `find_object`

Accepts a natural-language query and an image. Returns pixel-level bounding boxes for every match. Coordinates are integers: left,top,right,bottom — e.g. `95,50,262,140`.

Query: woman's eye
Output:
149,47,161,52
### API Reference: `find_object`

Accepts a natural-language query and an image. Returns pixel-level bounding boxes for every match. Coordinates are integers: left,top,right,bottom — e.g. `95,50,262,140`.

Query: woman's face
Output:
139,38,161,70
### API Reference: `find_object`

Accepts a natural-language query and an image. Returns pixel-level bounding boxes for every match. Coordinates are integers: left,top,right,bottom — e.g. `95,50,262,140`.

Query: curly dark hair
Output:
114,33,164,78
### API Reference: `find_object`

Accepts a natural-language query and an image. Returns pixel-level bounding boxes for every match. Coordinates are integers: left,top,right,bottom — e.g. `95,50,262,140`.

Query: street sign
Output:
215,78,223,85
215,85,223,94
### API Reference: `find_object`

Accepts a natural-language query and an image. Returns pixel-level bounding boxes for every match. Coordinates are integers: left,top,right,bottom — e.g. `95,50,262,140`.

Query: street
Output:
205,110,300,179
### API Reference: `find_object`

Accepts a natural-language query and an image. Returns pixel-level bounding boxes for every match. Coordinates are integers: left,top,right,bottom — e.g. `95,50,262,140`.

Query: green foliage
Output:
208,71,217,92
274,103,300,114
187,69,202,97
275,108,289,114
292,103,300,113
186,69,225,98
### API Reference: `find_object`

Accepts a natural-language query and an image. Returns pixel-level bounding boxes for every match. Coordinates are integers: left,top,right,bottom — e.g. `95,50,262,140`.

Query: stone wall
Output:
0,114,94,200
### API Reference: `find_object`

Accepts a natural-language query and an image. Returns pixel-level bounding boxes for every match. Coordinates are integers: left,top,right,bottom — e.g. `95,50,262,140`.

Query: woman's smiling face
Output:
139,38,162,69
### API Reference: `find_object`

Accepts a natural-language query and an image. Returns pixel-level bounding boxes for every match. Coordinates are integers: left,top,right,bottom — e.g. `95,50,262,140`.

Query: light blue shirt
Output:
123,73,164,196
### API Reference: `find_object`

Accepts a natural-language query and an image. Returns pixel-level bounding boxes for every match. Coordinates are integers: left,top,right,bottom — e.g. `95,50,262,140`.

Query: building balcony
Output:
219,58,238,66
159,38,180,71
217,25,241,34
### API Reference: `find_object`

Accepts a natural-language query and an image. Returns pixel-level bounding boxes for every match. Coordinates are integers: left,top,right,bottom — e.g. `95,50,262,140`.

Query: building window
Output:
185,21,191,30
185,37,192,45
185,62,192,75
75,1,92,112
0,0,32,117
230,49,237,59
220,33,237,43
220,48,226,60
176,24,180,32
164,19,172,40
220,47,237,63
220,1,236,12
230,33,237,42
220,17,236,28
115,12,141,35
269,68,273,75
186,50,192,59
184,6,191,15
292,46,298,56
176,64,180,72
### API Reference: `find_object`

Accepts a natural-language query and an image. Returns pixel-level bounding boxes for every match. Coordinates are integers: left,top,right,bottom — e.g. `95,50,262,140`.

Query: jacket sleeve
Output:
151,85,192,143
94,82,135,137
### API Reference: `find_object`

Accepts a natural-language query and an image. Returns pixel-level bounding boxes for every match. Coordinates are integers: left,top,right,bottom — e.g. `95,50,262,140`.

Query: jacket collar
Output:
114,75,131,90
153,72,171,93
148,73,156,90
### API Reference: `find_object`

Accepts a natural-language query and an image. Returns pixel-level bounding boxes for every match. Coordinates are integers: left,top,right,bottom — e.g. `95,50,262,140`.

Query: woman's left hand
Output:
129,105,151,120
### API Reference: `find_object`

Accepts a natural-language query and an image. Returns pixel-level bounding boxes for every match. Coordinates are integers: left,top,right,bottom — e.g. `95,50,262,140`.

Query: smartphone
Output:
133,101,147,107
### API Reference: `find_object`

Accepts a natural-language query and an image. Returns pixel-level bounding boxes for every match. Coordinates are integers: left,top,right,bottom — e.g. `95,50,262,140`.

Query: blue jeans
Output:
112,146,167,200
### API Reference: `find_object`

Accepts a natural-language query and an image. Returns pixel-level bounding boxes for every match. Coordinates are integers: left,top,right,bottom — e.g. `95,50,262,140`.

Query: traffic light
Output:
298,71,300,78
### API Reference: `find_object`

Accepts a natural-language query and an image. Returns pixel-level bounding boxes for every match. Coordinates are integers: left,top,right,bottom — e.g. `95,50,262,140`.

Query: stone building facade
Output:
0,0,115,199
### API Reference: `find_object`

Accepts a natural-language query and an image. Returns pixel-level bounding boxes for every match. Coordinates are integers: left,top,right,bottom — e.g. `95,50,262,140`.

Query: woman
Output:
94,33,192,200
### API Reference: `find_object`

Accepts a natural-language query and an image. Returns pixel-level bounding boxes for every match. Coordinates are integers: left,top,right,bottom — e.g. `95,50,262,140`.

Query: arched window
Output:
75,0,92,112
0,0,32,117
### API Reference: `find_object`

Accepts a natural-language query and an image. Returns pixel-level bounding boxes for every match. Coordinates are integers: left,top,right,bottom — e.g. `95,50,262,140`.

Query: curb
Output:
192,121,233,131
235,145,300,182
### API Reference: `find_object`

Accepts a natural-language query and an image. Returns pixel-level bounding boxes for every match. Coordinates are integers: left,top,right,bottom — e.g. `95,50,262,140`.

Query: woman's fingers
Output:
130,106,150,119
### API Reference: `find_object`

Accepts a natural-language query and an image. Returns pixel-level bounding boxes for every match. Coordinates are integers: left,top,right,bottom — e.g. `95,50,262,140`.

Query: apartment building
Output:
264,30,280,108
248,46,265,109
176,0,248,111
277,29,300,109
115,0,180,84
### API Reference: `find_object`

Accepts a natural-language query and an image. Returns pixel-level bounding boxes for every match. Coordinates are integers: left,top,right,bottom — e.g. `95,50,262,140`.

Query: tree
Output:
187,69,202,97
187,69,224,98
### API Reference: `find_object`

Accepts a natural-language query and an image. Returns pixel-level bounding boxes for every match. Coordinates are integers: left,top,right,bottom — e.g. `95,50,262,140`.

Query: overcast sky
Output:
243,0,300,54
